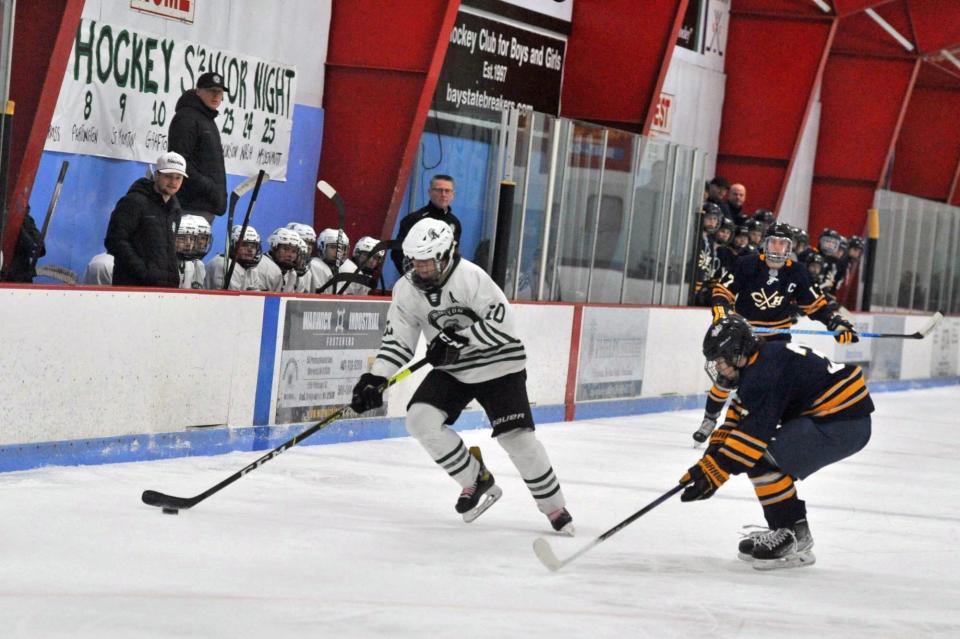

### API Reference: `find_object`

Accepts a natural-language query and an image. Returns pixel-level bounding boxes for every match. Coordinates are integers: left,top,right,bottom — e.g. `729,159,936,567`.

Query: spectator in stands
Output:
706,176,731,219
2,205,45,282
168,71,228,224
390,175,462,274
83,252,114,286
727,183,748,225
104,151,186,288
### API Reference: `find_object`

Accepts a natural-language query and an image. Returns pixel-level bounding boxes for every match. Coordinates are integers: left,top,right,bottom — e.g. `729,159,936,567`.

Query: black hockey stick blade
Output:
141,358,428,512
30,160,69,270
223,170,269,289
317,180,346,228
533,483,687,572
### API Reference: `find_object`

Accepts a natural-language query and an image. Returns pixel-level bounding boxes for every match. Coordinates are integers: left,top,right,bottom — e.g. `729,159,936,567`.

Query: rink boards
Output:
0,285,957,471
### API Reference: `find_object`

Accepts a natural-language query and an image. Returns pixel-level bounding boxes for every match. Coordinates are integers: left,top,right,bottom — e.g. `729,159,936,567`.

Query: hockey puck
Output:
161,507,179,515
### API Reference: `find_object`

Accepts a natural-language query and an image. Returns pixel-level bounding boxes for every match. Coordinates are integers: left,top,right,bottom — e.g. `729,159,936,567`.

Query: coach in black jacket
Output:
168,71,227,221
105,152,186,288
390,174,463,274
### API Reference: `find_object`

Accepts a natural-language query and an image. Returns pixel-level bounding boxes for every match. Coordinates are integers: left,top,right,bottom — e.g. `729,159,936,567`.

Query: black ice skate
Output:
736,526,771,561
548,508,575,536
750,519,816,570
455,447,502,523
692,417,716,445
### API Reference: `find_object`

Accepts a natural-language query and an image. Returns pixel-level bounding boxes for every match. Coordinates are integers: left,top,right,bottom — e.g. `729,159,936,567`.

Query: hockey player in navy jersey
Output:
692,222,858,443
680,315,873,569
350,218,573,534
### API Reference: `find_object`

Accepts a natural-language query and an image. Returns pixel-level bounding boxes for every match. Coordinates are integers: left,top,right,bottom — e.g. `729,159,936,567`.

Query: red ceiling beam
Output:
715,6,835,213
809,50,919,238
1,0,83,273
890,64,960,202
316,0,460,243
560,0,687,134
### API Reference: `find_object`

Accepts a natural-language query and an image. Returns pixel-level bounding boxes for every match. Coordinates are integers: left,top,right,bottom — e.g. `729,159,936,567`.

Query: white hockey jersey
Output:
83,252,114,285
304,257,335,293
179,259,206,289
204,254,272,291
259,255,298,292
371,257,526,384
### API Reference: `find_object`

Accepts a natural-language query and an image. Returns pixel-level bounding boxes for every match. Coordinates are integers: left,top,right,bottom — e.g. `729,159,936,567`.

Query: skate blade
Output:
554,522,575,537
737,552,754,562
752,550,816,571
462,485,503,523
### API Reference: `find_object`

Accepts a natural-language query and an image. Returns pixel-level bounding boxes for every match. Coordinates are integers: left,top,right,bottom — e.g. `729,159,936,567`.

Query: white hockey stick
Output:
317,180,346,229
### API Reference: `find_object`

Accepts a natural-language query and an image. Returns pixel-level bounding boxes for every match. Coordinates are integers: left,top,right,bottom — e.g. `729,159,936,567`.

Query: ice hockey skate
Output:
692,416,716,445
736,525,771,561
456,447,502,523
750,519,816,570
548,507,575,536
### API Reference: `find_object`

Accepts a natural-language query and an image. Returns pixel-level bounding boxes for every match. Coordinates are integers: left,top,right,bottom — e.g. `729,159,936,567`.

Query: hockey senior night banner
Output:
45,18,297,180
275,300,390,424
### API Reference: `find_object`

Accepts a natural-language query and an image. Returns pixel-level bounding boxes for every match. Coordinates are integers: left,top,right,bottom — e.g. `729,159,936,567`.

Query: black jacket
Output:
168,90,226,216
390,202,463,273
4,212,45,282
105,178,182,287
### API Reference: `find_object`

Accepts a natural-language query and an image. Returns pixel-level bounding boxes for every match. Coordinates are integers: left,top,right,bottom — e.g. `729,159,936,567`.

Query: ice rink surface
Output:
1,386,958,638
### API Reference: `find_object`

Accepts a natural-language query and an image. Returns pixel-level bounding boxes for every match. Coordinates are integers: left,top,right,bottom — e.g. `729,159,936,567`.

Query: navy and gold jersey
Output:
721,341,874,443
712,253,831,330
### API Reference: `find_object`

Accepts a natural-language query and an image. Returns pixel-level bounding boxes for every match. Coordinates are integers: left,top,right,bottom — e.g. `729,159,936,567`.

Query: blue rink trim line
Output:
1,378,957,474
253,297,281,426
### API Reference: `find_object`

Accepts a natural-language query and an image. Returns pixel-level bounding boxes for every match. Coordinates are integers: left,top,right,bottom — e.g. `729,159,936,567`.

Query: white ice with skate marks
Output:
0,386,958,638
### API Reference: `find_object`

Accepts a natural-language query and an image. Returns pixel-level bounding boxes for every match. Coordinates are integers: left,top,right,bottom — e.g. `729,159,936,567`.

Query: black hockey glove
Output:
827,314,859,344
680,455,729,502
351,373,387,414
426,328,468,366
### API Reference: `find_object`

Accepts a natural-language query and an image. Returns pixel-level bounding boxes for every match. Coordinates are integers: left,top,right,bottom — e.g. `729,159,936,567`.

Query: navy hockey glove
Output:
680,455,729,501
827,314,859,344
351,373,387,414
426,328,468,366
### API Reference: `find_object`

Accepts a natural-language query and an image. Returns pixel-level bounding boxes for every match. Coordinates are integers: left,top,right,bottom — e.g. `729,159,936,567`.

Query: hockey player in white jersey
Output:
205,225,271,291
340,235,384,295
307,228,349,293
286,222,317,292
175,214,210,289
262,227,301,292
350,218,573,533
83,252,114,285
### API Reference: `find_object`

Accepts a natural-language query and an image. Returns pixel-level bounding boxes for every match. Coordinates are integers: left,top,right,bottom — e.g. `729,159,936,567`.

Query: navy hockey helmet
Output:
702,315,759,384
701,202,722,234
848,235,864,251
752,209,775,225
762,222,794,268
819,227,842,256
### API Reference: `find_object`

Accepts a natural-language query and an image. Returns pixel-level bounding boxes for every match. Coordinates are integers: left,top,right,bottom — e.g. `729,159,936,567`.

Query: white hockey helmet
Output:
353,235,384,272
176,214,209,260
268,227,302,271
286,222,317,255
292,235,309,276
231,224,262,267
318,228,350,267
401,218,457,290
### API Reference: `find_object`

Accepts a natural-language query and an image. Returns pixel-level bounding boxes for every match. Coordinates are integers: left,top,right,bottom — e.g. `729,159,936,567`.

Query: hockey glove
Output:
351,373,387,414
827,314,859,344
680,455,729,501
426,328,469,367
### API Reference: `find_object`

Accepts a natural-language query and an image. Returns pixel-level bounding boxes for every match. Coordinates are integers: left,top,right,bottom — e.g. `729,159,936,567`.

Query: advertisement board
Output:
576,307,648,401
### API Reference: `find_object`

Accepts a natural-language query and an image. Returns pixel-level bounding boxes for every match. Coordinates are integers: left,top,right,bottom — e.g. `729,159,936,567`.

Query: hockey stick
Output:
754,311,943,340
317,180,355,293
533,483,688,572
223,169,268,289
28,160,69,271
222,173,261,288
141,358,428,513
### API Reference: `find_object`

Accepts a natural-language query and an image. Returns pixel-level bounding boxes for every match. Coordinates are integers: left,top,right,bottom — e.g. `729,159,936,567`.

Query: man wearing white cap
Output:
104,151,187,288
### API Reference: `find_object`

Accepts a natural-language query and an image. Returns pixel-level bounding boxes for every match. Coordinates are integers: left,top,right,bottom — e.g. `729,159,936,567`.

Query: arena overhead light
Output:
865,8,915,52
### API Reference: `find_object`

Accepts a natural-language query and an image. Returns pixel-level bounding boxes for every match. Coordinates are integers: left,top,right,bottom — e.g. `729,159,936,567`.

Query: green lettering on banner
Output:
113,30,130,88
74,20,95,83
144,37,158,94
182,44,196,92
131,33,144,91
160,40,174,92
95,25,114,84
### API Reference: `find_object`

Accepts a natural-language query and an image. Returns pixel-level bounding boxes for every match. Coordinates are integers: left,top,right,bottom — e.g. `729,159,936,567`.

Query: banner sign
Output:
275,300,389,424
437,10,566,119
44,18,297,180
576,307,648,401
